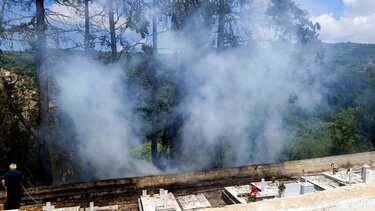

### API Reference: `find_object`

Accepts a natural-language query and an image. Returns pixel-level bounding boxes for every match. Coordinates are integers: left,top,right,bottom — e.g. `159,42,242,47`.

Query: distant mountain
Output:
1,42,375,76
324,42,375,72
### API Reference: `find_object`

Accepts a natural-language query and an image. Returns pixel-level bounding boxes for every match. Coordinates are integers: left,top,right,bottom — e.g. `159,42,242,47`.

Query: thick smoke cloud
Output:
54,57,160,179
171,42,322,170
53,0,323,179
155,2,324,170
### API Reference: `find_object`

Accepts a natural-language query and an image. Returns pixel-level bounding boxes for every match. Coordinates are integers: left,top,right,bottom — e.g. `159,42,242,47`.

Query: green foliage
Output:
329,107,359,155
281,43,375,161
267,0,320,44
281,119,332,161
0,51,36,76
324,43,375,72
0,75,43,185
278,182,286,191
131,134,171,162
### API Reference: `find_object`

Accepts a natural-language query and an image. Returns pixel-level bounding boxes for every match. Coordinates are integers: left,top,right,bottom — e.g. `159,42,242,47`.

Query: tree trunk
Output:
150,71,158,166
152,0,157,52
36,0,48,123
36,0,53,185
0,0,6,29
108,0,117,62
84,0,90,52
217,0,225,51
215,0,225,168
150,0,158,167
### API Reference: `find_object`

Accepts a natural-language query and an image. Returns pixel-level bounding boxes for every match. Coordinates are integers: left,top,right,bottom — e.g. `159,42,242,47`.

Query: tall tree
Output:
267,0,320,45
217,0,226,51
0,0,6,29
36,0,53,185
108,0,117,62
36,0,47,124
84,0,91,52
150,0,158,166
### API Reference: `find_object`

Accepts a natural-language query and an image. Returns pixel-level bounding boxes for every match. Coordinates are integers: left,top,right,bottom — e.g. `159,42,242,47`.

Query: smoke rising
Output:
52,0,324,179
54,57,160,179
171,42,322,170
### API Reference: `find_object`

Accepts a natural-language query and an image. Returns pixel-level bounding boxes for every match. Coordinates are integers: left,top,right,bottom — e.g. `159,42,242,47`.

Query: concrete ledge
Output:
1,151,374,205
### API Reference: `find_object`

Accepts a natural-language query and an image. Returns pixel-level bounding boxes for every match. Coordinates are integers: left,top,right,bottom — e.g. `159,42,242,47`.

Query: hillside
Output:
324,42,375,72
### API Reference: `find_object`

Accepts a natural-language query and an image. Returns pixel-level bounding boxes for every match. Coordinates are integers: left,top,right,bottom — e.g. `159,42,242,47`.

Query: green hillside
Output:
324,42,375,72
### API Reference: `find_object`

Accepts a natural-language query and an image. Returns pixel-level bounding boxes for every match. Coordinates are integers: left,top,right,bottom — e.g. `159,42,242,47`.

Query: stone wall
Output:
1,151,374,205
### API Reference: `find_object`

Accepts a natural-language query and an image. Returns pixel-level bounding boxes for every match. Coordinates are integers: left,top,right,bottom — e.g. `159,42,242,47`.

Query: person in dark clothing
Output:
1,163,23,209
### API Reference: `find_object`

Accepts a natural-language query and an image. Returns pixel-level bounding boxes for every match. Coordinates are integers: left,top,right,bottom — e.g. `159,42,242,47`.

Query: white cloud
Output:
49,2,108,26
311,0,375,43
343,0,375,16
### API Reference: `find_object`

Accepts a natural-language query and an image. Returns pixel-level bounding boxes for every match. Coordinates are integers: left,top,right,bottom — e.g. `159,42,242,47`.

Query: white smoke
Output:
54,57,160,179
171,42,322,169
53,0,324,178
155,0,324,169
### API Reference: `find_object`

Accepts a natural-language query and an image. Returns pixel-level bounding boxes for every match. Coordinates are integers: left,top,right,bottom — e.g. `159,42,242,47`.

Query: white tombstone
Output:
362,165,371,183
348,168,353,183
164,189,169,208
142,190,147,197
42,202,55,211
260,178,265,192
160,188,164,196
89,202,94,211
300,182,314,194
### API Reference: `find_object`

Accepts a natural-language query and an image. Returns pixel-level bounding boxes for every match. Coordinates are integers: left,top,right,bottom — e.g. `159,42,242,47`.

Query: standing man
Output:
2,163,23,209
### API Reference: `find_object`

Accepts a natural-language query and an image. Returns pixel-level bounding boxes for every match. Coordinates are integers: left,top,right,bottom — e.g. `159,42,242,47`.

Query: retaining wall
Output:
1,151,374,205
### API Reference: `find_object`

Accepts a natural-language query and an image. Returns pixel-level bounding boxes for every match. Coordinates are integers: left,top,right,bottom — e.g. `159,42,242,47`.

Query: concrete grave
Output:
54,206,80,211
84,202,118,211
176,194,211,210
283,183,312,197
361,165,375,183
251,181,279,198
322,169,363,185
222,180,280,205
305,175,342,190
222,185,249,204
42,202,81,211
139,190,181,211
300,182,315,194
43,202,55,211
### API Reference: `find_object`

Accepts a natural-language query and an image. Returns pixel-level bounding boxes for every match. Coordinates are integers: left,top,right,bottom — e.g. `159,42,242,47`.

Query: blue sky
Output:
44,0,375,44
295,0,375,43
295,0,344,19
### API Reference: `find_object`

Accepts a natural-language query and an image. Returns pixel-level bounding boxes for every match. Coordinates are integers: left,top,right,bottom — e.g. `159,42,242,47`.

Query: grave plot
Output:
139,190,182,211
222,180,279,205
282,182,315,197
308,166,370,190
251,179,279,199
176,194,211,210
42,202,80,211
222,179,316,205
222,185,250,204
84,202,119,210
54,206,80,211
322,170,362,185
252,180,315,198
305,175,343,190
